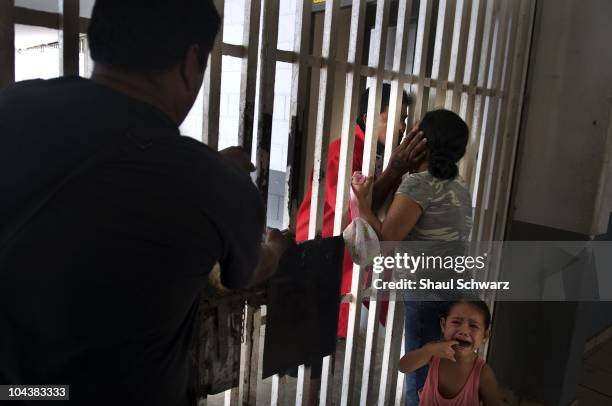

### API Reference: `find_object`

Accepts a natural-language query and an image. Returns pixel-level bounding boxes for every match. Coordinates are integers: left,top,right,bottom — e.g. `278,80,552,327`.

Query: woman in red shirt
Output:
295,84,414,337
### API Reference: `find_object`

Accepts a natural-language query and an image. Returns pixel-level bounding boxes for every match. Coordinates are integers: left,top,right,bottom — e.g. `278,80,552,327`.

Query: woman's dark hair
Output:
420,109,469,180
442,299,491,329
356,83,411,132
88,0,221,73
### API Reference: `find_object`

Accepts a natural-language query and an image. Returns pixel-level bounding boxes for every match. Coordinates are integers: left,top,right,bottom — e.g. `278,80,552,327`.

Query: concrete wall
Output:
511,0,612,237
490,1,612,404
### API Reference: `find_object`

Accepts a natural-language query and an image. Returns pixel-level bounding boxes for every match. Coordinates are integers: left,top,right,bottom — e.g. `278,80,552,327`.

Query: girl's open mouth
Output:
454,338,472,348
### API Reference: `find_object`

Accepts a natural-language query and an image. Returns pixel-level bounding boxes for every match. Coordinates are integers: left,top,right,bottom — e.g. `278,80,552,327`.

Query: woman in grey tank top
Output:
351,109,472,405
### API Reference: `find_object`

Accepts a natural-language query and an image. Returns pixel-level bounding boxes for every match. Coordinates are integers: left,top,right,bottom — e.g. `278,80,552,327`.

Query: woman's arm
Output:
353,175,423,241
479,364,501,406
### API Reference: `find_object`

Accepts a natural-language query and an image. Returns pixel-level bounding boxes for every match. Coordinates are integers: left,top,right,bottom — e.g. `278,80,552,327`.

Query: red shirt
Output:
296,125,387,337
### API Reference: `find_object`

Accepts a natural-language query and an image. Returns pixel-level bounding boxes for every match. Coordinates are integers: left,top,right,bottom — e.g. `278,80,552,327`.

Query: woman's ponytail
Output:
420,110,468,180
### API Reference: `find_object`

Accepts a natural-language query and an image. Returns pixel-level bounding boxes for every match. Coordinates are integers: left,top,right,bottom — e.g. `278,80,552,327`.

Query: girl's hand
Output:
351,172,373,201
424,340,459,362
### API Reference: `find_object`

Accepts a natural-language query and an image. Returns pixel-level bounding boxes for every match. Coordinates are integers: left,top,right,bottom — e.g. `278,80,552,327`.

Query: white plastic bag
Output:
342,171,381,266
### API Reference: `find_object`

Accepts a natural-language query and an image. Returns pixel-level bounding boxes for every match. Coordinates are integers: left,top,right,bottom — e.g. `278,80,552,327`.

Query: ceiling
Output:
14,1,95,50
15,0,95,18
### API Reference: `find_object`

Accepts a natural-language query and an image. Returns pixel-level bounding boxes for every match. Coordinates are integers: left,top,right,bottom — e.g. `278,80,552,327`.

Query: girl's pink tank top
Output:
418,356,485,406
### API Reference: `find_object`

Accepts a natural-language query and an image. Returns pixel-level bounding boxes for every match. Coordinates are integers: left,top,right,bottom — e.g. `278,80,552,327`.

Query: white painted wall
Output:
512,0,612,236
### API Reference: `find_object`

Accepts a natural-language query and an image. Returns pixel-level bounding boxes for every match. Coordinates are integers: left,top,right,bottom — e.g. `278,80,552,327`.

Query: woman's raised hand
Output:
389,122,428,176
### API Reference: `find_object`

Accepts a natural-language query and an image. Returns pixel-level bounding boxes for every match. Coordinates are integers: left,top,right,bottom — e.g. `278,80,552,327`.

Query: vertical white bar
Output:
235,3,262,403
467,0,500,193
270,374,288,406
295,363,312,406
239,304,262,405
302,1,341,403
337,3,373,403
59,0,79,76
491,0,538,242
383,0,415,169
307,0,341,240
412,0,435,120
360,1,391,404
237,0,262,151
470,0,513,243
330,3,368,404
449,0,473,111
333,0,368,236
275,1,312,400
460,0,494,183
202,0,224,150
282,0,313,230
0,0,15,88
377,292,405,406
430,0,457,109
393,329,406,406
480,0,526,243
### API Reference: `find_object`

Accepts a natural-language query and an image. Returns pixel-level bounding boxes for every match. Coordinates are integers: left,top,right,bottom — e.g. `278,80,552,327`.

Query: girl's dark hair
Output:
420,109,469,180
442,299,492,329
356,83,411,132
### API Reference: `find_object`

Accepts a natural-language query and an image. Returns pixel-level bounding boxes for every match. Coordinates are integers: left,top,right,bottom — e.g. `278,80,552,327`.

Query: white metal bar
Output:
466,0,498,192
374,2,414,405
301,0,341,404
470,0,513,243
239,304,262,405
0,0,15,88
480,0,527,243
340,264,364,406
282,0,313,230
235,3,262,403
307,0,341,240
430,0,457,109
377,292,405,406
270,374,289,406
359,1,392,404
393,328,406,406
383,0,415,169
491,0,538,242
449,0,473,111
59,0,79,76
275,0,313,396
333,0,368,236
411,0,435,120
459,0,492,183
202,0,224,150
295,364,312,406
253,0,280,203
329,2,368,400
237,0,262,151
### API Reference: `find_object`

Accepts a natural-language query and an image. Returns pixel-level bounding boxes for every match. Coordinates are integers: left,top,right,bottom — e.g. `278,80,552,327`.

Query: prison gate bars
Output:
0,0,538,404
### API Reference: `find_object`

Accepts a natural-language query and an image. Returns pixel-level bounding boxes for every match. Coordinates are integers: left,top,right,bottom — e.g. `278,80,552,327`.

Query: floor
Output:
205,322,388,406
203,322,612,405
577,335,612,405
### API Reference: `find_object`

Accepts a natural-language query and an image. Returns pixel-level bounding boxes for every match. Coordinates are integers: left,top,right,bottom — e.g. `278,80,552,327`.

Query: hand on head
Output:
389,122,428,176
